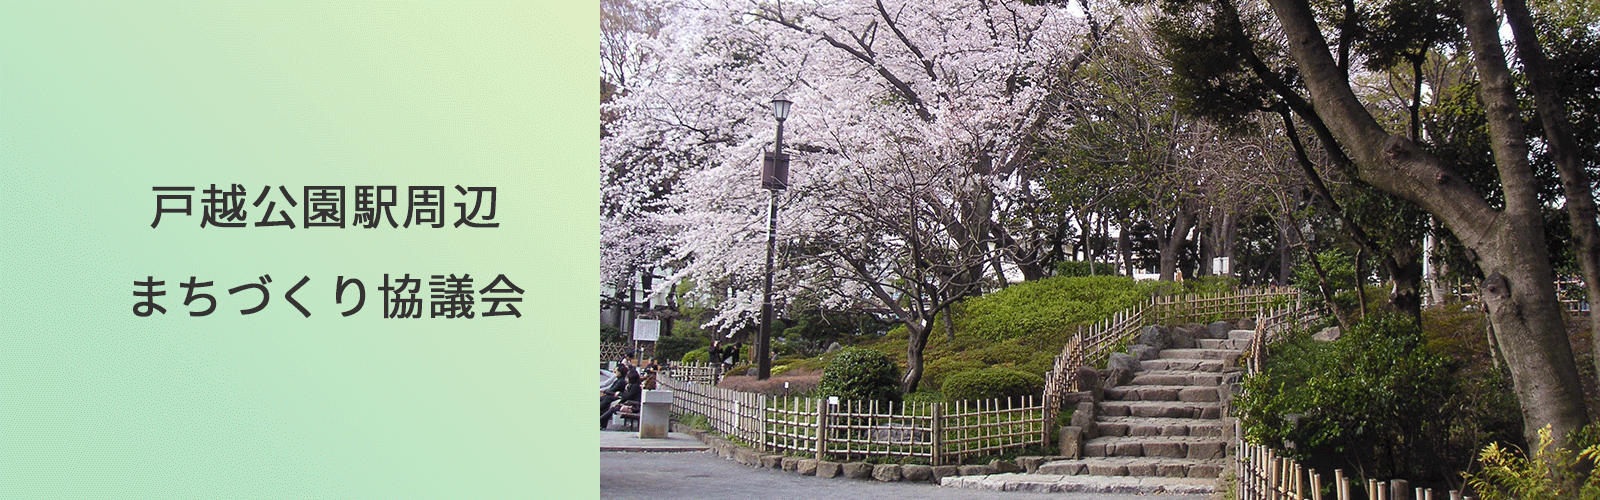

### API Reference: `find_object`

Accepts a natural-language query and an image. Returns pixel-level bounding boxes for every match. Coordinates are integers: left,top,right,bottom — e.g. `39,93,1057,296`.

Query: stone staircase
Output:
943,320,1254,494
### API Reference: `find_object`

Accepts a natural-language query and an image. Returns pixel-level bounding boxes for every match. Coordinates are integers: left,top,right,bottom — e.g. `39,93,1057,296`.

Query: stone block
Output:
735,448,761,466
1127,462,1158,476
1160,424,1188,437
931,465,960,481
1105,368,1133,388
1086,463,1129,476
1112,441,1144,456
797,459,817,476
1179,387,1220,402
902,464,934,482
1082,440,1107,456
1189,463,1223,478
1143,441,1186,458
1187,441,1226,460
815,461,841,478
841,462,874,479
760,455,783,469
990,459,1023,474
1037,461,1083,475
781,456,801,471
872,464,903,482
957,464,996,476
1160,463,1189,477
1058,426,1083,459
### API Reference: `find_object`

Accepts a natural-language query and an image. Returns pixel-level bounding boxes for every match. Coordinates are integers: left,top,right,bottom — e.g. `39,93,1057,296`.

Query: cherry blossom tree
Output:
602,0,1087,392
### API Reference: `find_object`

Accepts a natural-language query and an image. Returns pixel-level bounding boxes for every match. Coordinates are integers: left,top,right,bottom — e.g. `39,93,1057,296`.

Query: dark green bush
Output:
941,367,1045,405
1234,312,1514,483
681,347,710,365
817,347,901,403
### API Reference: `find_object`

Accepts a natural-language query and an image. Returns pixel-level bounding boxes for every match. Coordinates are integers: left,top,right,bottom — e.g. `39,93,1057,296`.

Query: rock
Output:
1058,426,1083,459
1138,325,1171,350
798,459,818,476
781,456,801,471
760,455,783,468
1128,344,1160,361
826,341,843,353
990,459,1023,474
1108,352,1141,373
872,464,903,482
735,448,761,466
1170,328,1196,349
1105,367,1133,388
958,464,997,476
1059,390,1096,407
1207,321,1234,339
1313,326,1342,342
902,464,934,482
815,461,842,478
1237,318,1257,330
1074,366,1102,399
841,462,874,479
1015,456,1046,473
931,465,961,481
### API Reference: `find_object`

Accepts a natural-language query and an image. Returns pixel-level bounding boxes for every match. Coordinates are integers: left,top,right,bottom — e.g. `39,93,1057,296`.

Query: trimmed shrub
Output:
681,347,710,365
1055,260,1121,277
817,347,901,403
941,367,1045,405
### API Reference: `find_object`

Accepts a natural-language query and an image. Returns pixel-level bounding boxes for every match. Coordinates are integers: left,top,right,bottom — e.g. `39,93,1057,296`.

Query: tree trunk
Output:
1263,0,1590,447
902,321,930,394
1120,222,1135,277
1501,0,1600,385
1160,206,1195,281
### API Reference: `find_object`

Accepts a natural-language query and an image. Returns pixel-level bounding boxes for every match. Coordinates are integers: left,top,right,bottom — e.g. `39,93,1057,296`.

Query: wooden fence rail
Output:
658,374,1044,466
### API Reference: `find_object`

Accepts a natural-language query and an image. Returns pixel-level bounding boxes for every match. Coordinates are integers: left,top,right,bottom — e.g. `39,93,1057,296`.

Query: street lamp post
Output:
757,97,791,381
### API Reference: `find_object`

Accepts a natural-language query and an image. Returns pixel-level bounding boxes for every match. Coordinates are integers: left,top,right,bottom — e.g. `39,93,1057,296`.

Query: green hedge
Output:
817,347,901,403
941,367,1044,404
681,347,710,365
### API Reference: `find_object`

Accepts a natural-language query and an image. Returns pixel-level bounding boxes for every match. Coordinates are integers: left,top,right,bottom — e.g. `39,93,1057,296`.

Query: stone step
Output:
1130,370,1238,387
1103,385,1222,402
1098,401,1224,419
1158,348,1243,364
1094,416,1229,438
1139,358,1231,372
1037,456,1228,479
1197,338,1252,350
940,472,1218,494
1082,435,1230,460
1229,329,1257,340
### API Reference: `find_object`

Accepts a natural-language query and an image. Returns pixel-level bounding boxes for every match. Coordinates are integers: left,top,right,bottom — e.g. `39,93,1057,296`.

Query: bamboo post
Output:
1334,469,1348,500
817,398,830,461
1311,472,1323,500
930,403,944,466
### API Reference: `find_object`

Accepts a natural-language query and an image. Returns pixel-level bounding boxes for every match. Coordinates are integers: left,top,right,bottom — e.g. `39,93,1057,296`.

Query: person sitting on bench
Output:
601,353,641,429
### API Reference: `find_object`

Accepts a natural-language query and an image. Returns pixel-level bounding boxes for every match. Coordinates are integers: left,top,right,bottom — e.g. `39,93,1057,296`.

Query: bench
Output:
615,402,640,431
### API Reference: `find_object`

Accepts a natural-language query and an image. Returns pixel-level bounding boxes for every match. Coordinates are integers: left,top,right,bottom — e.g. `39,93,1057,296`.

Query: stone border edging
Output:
681,427,1035,485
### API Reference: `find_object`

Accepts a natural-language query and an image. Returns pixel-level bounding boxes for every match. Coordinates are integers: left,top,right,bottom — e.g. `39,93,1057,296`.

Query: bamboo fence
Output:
659,374,1045,465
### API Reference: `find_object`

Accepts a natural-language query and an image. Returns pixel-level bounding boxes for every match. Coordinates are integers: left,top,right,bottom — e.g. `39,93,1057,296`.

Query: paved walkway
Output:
599,426,708,452
601,450,1212,500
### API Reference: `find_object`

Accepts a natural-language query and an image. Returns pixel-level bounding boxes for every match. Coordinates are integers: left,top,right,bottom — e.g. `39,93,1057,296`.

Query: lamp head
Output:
771,98,792,121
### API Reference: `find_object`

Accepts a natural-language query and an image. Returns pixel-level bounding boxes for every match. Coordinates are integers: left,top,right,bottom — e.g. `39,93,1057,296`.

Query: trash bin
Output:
639,390,673,439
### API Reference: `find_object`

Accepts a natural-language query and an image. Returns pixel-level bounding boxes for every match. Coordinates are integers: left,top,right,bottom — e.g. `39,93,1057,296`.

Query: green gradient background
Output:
0,2,595,498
